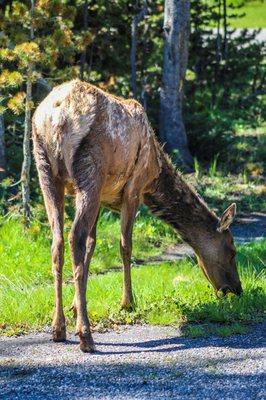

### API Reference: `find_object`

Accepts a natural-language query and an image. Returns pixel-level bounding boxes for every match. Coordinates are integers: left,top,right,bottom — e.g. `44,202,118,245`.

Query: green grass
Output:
208,0,266,28
229,1,266,28
189,173,266,215
0,213,175,279
0,217,265,337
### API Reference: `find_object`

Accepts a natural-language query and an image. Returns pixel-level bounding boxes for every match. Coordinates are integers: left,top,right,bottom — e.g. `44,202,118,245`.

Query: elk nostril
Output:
217,286,231,298
222,286,231,296
217,284,242,298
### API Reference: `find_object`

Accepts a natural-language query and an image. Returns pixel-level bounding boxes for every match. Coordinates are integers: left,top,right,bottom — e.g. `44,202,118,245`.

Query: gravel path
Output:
0,323,265,400
232,212,266,244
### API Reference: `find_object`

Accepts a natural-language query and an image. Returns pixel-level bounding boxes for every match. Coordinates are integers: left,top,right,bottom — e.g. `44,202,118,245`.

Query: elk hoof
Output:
79,334,96,353
52,326,66,342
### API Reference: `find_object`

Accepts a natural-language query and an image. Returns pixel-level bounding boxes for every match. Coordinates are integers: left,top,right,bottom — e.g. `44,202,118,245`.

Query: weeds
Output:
208,154,219,178
194,157,201,180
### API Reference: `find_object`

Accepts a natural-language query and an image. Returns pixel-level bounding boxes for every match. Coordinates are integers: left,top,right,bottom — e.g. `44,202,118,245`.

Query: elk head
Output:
196,203,242,297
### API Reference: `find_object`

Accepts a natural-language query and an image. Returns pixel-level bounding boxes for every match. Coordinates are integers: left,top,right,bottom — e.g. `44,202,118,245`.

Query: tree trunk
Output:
212,0,222,106
130,1,148,99
80,0,89,81
21,77,32,223
140,12,149,111
222,0,228,60
0,113,6,181
21,0,34,224
159,0,193,171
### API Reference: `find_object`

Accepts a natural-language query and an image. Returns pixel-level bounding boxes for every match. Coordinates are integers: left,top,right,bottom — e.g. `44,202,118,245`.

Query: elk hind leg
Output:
50,186,65,342
71,217,98,319
34,142,66,341
69,190,100,353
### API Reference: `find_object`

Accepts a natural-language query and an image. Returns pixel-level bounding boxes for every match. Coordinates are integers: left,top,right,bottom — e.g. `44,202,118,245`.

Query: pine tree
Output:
0,0,82,216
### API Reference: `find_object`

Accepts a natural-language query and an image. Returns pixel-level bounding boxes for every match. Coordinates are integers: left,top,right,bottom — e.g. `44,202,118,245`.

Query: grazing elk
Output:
33,80,242,352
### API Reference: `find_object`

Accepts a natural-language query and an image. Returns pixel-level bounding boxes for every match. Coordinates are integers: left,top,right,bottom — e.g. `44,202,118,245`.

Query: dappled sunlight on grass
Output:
229,1,266,28
188,174,266,214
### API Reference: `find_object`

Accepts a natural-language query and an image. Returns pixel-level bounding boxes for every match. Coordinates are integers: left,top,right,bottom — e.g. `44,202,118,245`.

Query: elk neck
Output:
144,149,219,251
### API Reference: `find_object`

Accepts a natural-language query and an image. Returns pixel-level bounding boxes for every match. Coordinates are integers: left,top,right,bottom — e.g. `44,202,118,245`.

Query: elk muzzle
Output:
217,283,243,298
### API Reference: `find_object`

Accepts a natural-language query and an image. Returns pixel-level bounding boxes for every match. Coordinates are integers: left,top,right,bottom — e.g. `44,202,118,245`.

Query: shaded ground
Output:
0,323,265,400
232,212,266,243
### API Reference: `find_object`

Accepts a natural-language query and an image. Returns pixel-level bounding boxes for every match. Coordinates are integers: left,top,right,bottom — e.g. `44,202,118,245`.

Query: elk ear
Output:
217,203,236,232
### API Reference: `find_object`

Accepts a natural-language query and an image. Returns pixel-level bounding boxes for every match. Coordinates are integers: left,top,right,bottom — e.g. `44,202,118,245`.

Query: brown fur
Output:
32,79,242,352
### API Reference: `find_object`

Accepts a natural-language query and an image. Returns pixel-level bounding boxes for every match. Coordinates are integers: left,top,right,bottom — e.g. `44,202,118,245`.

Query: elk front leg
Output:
69,191,100,353
120,198,139,310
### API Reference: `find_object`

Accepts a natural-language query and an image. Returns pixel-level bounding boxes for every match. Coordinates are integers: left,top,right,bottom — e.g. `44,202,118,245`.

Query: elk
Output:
32,79,242,352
